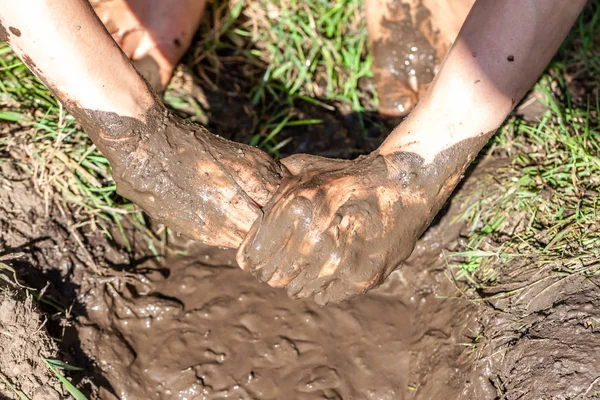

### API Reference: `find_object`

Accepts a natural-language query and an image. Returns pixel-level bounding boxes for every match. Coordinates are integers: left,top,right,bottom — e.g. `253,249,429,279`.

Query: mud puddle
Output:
1,157,599,399
76,188,487,400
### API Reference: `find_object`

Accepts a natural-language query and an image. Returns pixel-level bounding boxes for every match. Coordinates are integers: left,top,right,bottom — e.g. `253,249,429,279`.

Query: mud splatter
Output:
8,27,21,37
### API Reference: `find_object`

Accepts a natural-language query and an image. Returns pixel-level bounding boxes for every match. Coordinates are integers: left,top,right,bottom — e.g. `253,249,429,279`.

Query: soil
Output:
0,288,62,400
1,151,599,399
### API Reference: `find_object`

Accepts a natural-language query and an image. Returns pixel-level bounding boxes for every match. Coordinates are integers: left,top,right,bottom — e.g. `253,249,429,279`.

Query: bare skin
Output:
91,0,206,90
238,0,587,304
0,0,587,303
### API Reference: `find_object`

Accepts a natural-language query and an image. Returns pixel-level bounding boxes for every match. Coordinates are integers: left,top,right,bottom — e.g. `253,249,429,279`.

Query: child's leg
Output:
91,0,207,90
366,0,474,117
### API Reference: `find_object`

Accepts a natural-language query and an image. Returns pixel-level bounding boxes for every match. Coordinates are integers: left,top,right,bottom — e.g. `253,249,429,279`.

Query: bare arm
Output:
0,0,153,120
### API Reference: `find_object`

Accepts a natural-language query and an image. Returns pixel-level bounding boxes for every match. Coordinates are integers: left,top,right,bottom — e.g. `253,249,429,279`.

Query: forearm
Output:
380,0,586,161
0,0,154,122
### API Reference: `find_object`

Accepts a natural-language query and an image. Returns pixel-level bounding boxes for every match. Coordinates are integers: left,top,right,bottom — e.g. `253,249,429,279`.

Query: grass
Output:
168,0,378,158
44,360,87,400
242,0,373,110
449,82,600,287
447,2,600,288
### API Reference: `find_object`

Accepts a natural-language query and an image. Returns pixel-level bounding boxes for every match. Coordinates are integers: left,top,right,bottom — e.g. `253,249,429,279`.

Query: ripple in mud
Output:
77,204,487,400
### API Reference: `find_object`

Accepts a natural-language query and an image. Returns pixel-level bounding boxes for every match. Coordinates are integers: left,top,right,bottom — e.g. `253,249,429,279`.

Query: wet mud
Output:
76,185,490,400
70,102,283,249
0,158,598,399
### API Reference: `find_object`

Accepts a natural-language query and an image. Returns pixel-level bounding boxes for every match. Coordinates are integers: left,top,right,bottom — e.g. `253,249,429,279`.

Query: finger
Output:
288,219,345,300
236,212,263,271
237,195,314,285
280,154,348,176
297,204,383,303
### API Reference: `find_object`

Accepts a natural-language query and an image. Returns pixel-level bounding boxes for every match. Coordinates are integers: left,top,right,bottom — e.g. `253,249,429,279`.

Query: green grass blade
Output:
45,360,87,400
0,372,31,400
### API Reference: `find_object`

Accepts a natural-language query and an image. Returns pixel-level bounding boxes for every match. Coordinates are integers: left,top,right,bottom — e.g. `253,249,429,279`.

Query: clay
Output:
0,289,62,400
76,191,492,400
370,0,446,116
238,133,494,304
70,102,283,249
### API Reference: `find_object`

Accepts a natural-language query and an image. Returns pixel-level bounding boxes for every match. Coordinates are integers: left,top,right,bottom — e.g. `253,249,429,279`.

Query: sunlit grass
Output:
449,77,600,286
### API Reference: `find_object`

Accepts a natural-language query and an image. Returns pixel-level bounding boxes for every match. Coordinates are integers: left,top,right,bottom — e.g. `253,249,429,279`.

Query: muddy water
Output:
77,197,492,400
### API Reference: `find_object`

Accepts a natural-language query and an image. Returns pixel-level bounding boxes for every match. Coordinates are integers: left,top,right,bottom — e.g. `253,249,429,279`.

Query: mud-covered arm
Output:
0,0,282,248
237,0,587,304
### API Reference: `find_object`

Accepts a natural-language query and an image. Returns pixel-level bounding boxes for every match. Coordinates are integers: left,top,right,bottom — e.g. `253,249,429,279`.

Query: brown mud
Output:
76,167,491,400
71,102,283,249
1,150,599,399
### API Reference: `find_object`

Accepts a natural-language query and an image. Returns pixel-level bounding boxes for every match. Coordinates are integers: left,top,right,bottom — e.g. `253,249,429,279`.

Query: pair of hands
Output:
123,110,435,304
186,137,435,304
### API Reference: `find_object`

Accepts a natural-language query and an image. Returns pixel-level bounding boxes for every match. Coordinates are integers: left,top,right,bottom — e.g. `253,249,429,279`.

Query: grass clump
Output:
243,0,373,111
450,81,600,287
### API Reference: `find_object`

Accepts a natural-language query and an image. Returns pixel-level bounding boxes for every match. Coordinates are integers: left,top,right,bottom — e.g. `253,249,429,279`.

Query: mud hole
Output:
0,154,599,399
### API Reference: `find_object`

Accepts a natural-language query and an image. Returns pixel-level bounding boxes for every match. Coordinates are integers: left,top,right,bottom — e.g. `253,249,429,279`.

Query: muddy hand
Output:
236,151,440,304
77,103,282,249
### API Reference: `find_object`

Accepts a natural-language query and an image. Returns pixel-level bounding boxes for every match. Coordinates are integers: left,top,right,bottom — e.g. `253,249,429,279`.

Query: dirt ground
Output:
0,147,599,399
0,288,63,400
1,3,600,399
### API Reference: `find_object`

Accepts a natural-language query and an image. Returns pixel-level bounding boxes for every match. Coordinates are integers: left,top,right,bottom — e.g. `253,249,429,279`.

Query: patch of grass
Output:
449,79,600,286
243,0,373,111
448,4,600,288
169,0,377,157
